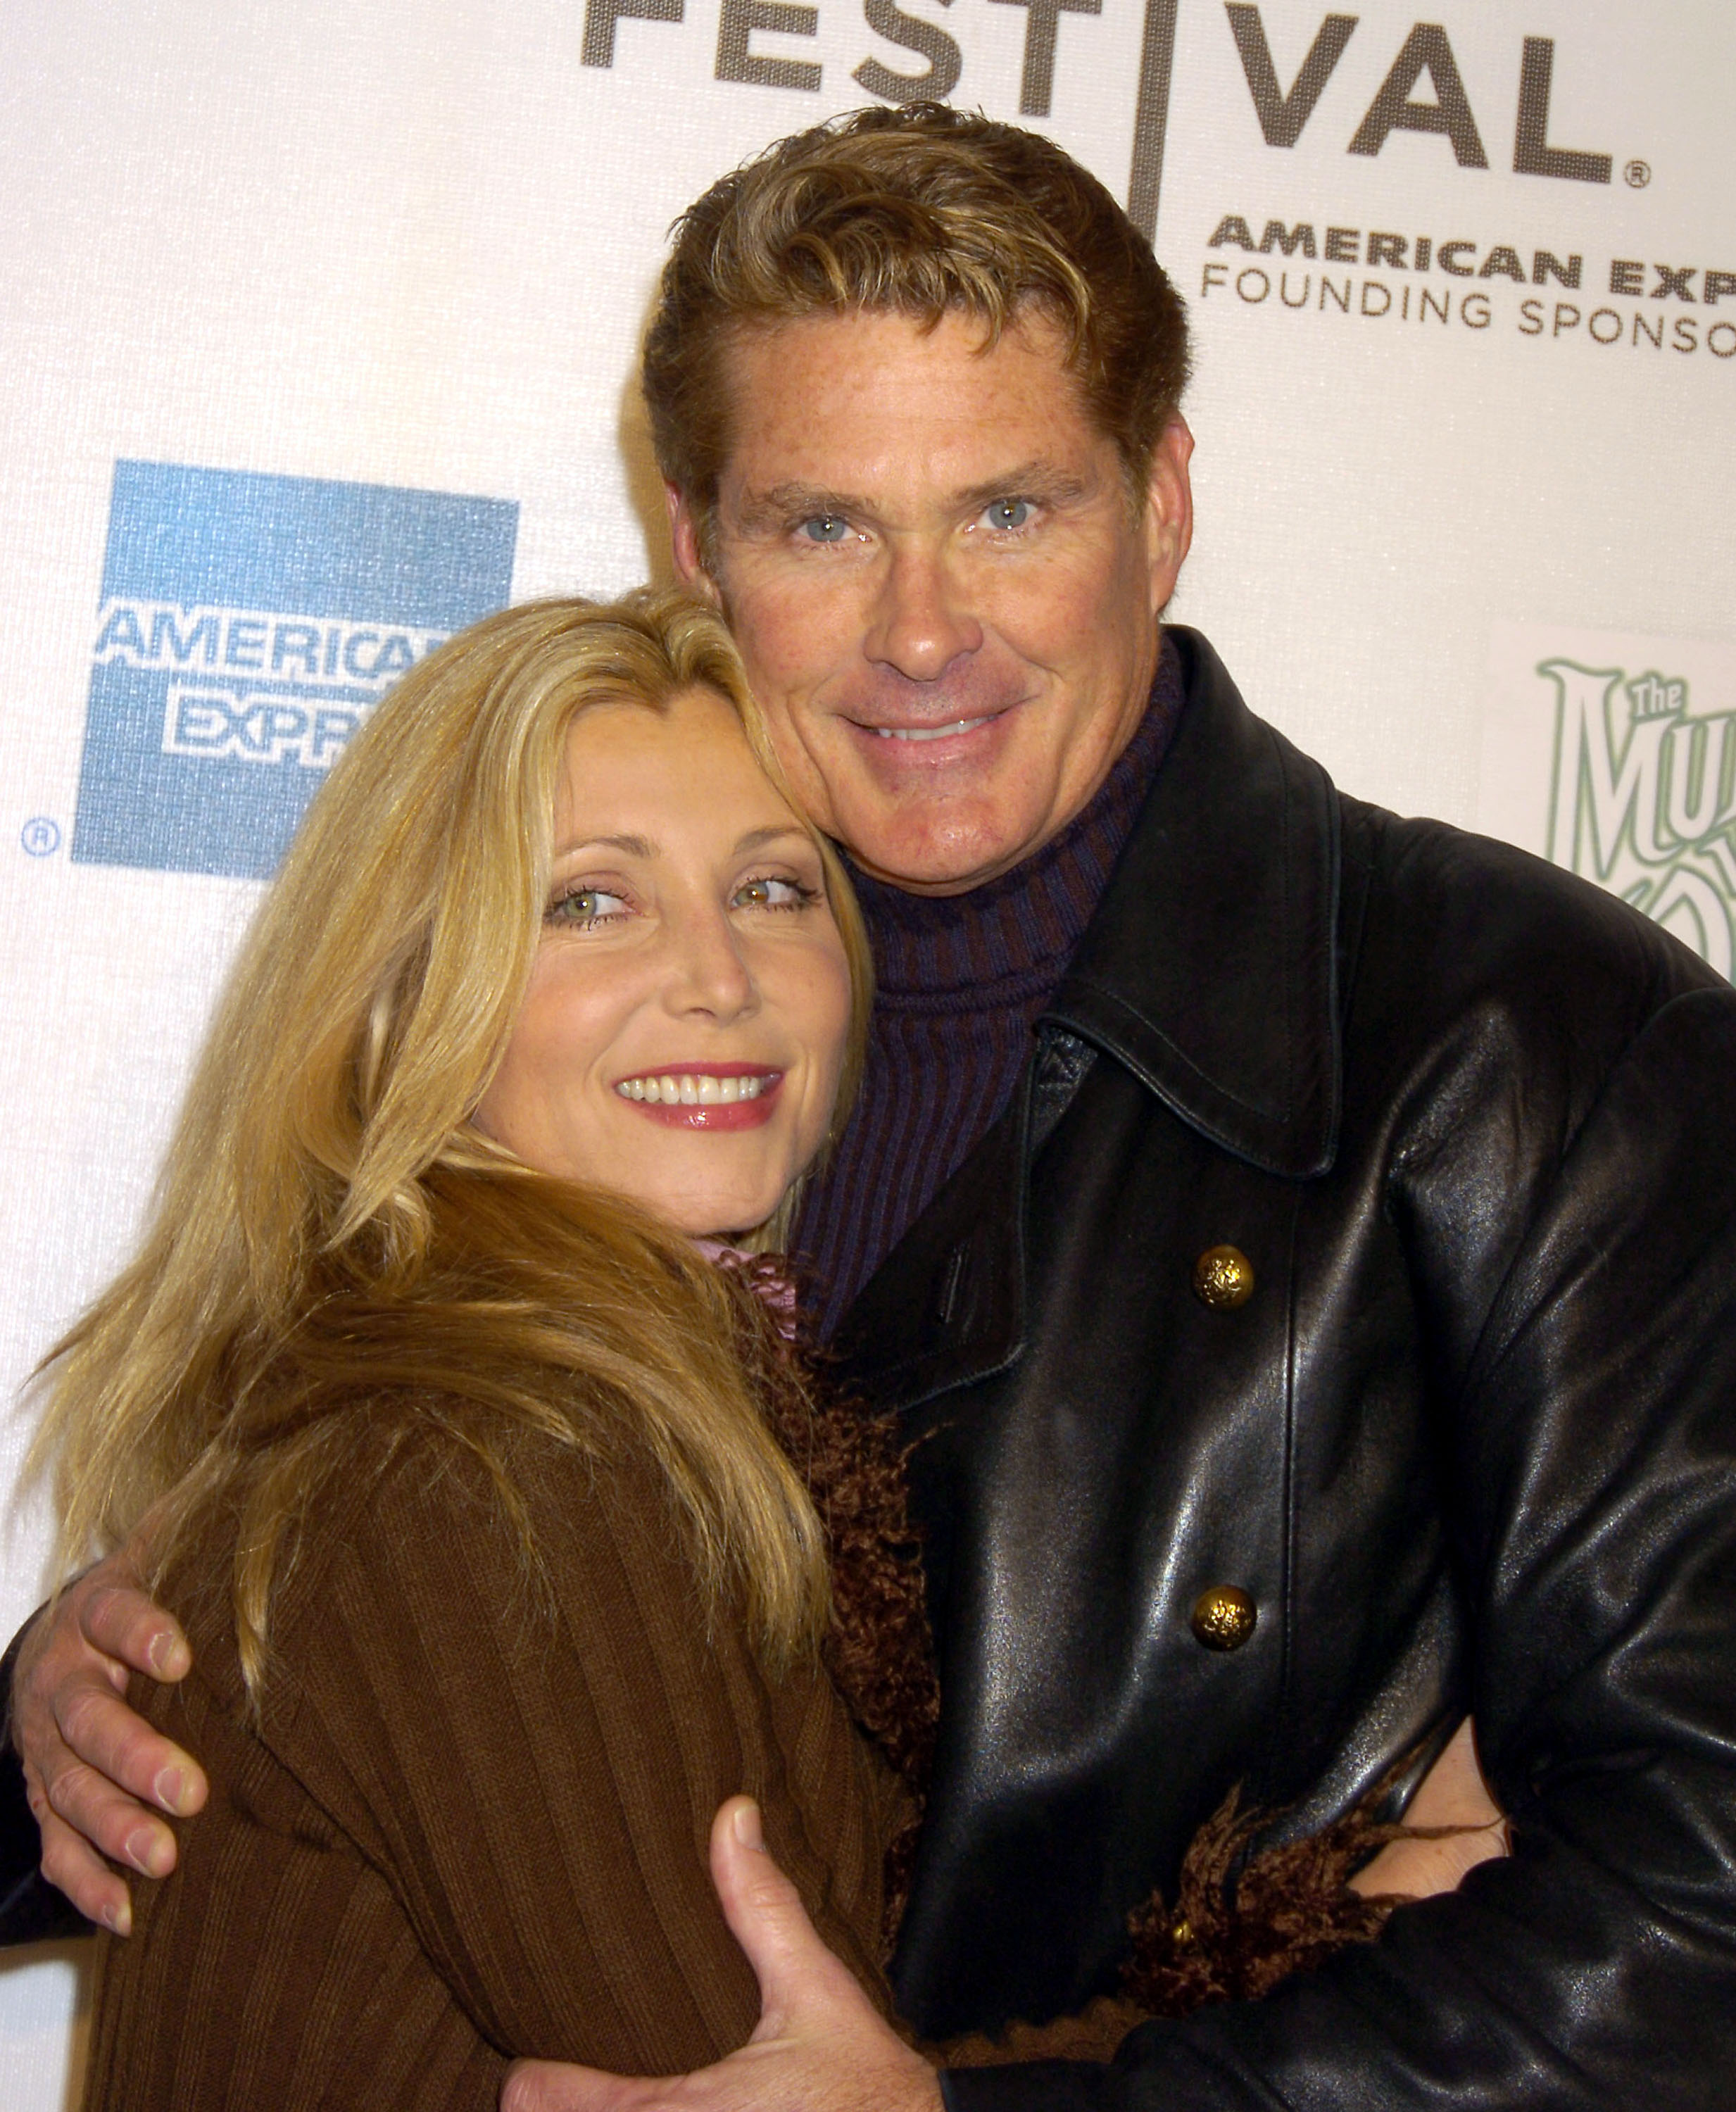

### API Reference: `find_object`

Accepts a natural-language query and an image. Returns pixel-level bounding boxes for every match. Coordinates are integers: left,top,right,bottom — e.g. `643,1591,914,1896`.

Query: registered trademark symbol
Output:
1625,159,1652,189
20,816,61,857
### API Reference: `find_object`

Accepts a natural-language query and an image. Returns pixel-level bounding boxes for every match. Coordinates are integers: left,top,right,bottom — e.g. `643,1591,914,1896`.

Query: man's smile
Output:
839,691,1028,765
865,712,1000,743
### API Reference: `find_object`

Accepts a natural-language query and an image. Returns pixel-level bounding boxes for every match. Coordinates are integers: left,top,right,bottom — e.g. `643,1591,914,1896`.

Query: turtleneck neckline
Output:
793,635,1185,1335
840,636,1183,1007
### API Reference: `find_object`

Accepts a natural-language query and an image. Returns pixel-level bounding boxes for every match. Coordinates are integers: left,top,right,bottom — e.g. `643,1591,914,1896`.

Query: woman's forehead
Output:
552,686,803,847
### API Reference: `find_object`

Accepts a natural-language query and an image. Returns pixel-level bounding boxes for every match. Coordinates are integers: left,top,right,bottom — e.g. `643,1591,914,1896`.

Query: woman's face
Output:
474,684,854,1238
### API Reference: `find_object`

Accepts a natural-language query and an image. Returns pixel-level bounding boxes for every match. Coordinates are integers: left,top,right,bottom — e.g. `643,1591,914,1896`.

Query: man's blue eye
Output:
983,498,1031,531
801,515,850,543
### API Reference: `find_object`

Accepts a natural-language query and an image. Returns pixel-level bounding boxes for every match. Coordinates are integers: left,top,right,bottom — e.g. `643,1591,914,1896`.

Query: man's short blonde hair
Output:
643,103,1190,549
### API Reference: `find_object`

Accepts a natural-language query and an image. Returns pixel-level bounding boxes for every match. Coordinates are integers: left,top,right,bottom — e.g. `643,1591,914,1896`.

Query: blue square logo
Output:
73,461,519,878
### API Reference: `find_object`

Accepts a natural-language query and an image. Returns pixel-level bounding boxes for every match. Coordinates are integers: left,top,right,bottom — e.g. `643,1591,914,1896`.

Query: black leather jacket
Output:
837,631,1736,2107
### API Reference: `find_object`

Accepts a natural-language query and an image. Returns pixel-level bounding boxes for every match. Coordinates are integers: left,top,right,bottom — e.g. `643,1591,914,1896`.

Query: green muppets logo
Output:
1543,660,1736,978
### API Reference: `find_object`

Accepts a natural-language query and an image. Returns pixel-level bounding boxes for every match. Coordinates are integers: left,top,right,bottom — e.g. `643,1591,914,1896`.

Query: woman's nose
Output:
662,907,758,1023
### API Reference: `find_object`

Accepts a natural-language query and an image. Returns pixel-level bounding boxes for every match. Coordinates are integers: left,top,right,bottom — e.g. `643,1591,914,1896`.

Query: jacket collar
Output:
1044,627,1342,1180
833,630,1342,1403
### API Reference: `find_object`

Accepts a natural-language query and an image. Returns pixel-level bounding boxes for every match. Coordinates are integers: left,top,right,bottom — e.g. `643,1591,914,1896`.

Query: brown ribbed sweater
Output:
80,1381,1380,2100
83,1421,900,2110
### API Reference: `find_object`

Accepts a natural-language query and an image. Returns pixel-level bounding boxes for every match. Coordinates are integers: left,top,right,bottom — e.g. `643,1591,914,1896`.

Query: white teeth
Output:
615,1072,774,1105
874,719,980,743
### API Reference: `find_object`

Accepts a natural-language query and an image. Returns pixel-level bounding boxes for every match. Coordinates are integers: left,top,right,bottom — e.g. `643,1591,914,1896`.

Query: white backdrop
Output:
1,2,1731,2101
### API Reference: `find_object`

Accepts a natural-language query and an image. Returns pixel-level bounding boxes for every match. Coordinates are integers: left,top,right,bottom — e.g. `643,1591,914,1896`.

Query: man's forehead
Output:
714,306,1100,485
722,301,1073,384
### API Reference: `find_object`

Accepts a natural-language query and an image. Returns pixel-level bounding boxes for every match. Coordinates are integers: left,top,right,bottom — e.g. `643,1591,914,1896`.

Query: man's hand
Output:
1350,1716,1509,1902
12,1553,206,1934
501,1797,943,2112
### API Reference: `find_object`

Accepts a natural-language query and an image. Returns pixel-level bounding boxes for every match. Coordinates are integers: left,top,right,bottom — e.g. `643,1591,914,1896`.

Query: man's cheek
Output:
755,702,846,831
735,612,831,712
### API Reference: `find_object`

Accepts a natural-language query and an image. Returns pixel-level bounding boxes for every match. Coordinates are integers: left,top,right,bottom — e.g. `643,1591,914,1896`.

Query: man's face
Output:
669,307,1193,895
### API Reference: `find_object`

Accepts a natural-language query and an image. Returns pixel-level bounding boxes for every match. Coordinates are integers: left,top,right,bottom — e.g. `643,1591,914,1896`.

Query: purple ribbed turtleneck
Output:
793,637,1185,1339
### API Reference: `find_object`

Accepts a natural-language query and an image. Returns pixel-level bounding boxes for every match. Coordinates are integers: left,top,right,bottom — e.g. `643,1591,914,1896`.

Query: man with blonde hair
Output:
10,105,1736,2111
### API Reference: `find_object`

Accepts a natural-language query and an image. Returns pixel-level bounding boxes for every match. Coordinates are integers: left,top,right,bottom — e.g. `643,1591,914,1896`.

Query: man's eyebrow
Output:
732,483,870,534
731,464,1094,535
953,462,1093,511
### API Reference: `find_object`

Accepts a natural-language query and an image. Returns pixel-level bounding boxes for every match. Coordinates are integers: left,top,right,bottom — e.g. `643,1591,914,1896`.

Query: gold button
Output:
1190,1585,1257,1651
1193,1244,1254,1309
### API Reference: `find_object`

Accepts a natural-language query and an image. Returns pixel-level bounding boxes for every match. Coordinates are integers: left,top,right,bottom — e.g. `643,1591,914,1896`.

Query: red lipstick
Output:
612,1064,785,1131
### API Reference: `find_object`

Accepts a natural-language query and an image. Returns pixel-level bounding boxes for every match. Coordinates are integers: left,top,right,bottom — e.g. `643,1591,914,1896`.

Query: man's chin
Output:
841,807,1045,896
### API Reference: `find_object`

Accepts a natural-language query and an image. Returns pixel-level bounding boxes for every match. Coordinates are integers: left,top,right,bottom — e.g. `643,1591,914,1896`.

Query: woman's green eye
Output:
548,887,628,926
734,875,810,910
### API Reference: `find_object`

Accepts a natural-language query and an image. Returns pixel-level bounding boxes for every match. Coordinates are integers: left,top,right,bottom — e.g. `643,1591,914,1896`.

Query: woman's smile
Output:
612,1063,784,1126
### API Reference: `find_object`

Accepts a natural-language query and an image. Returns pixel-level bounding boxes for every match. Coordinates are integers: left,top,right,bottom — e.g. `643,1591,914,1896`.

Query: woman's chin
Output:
652,1183,789,1245
619,1135,817,1245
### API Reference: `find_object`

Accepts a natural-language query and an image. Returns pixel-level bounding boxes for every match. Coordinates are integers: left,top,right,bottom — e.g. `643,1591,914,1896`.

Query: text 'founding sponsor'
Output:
1201,224,1736,358
73,463,517,881
1200,15,1727,358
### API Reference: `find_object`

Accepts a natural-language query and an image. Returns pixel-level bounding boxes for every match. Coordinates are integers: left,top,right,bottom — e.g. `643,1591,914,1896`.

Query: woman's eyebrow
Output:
734,825,813,855
554,832,657,860
551,828,810,860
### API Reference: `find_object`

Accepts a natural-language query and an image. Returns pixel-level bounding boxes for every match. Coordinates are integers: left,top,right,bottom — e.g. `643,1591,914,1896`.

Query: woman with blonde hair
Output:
35,589,910,2108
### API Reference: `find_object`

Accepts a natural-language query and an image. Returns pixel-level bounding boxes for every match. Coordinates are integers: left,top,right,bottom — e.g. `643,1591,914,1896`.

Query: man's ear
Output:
1143,417,1195,613
666,483,723,606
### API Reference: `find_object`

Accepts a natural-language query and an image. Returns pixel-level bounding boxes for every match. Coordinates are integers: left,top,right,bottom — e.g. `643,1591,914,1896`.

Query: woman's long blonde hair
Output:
32,591,872,1696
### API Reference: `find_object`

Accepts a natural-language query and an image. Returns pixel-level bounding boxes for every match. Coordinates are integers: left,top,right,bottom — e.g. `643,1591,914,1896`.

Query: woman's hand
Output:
11,1551,206,1933
501,1797,942,2112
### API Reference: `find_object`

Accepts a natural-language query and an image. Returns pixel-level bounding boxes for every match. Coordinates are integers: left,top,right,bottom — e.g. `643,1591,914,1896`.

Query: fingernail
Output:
147,1634,187,1677
153,1766,189,1814
101,1899,132,1937
124,1826,169,1878
731,1799,764,1850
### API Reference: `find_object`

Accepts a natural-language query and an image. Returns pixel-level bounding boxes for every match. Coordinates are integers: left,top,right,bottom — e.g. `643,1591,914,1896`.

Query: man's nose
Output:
864,542,983,683
662,906,759,1024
